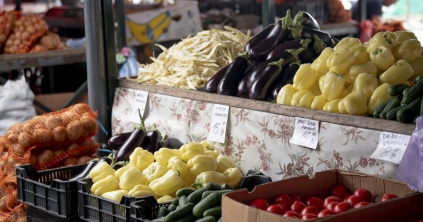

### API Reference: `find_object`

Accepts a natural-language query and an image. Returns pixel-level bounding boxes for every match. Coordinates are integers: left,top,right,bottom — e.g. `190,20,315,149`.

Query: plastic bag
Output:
359,20,372,44
118,48,140,78
0,76,36,136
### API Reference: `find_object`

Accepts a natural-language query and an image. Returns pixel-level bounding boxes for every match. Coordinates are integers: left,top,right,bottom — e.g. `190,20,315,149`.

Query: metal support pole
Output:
358,0,367,22
115,0,127,50
84,0,118,143
261,0,275,27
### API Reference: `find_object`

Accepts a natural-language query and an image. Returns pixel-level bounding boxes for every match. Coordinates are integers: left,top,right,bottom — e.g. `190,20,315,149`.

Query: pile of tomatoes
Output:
249,184,398,220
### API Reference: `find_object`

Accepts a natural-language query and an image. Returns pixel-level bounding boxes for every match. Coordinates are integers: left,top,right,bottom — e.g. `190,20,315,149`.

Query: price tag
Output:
370,132,411,164
207,104,230,143
289,118,319,149
130,90,149,123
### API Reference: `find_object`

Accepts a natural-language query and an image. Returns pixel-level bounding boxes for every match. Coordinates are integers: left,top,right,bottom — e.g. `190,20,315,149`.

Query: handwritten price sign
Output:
370,132,411,164
130,90,149,123
207,104,230,143
290,118,319,149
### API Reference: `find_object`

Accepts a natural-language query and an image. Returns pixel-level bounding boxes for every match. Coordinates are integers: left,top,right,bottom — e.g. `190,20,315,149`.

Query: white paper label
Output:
290,118,319,149
130,90,149,123
207,104,230,143
370,132,411,164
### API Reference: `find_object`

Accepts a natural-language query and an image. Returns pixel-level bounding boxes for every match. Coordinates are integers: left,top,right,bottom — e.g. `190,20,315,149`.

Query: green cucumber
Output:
202,190,232,200
167,204,177,212
176,188,196,197
179,195,188,207
152,218,166,222
403,87,410,97
373,97,396,118
165,203,195,222
172,197,180,206
194,216,216,222
157,206,170,219
174,214,196,222
187,188,208,204
386,105,406,120
205,183,222,191
217,217,222,222
220,184,235,190
193,192,223,217
402,81,423,105
380,97,401,119
388,84,410,96
397,97,422,123
203,206,222,218
416,75,423,84
420,96,423,116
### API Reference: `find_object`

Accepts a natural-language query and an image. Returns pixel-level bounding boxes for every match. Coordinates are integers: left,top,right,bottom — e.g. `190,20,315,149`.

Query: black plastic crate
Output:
129,196,171,222
26,206,82,222
16,164,89,218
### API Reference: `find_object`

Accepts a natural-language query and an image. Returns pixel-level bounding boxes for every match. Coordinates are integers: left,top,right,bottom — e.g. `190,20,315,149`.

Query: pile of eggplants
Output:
204,10,338,101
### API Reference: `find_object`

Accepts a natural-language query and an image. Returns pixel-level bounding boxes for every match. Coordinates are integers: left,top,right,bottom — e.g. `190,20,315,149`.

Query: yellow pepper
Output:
410,57,423,80
368,83,394,114
180,142,206,162
89,161,115,183
90,175,119,196
182,173,196,188
119,166,147,191
350,44,370,65
311,95,328,110
129,147,155,171
347,62,377,83
149,170,183,197
393,31,417,45
338,92,368,115
366,32,397,53
293,64,319,90
311,47,334,74
187,154,217,176
143,162,168,183
334,37,361,50
157,195,174,203
114,164,134,180
154,148,181,166
194,171,226,187
323,98,342,113
223,167,243,187
370,46,396,71
340,83,353,98
291,90,315,109
128,184,157,199
309,79,321,95
216,155,236,173
276,84,298,105
352,73,378,101
379,59,413,85
326,45,357,74
167,156,189,179
392,39,422,62
101,190,128,203
201,141,219,159
320,71,346,101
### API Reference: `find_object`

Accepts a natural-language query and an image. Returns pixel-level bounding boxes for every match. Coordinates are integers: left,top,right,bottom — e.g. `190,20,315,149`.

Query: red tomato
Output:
323,196,341,209
267,204,287,215
290,200,307,214
330,184,349,199
354,201,370,208
326,201,339,212
333,202,353,214
283,210,300,218
343,194,353,201
305,197,323,211
289,194,303,203
301,214,318,220
318,209,334,217
346,195,362,207
300,206,319,216
380,193,398,202
354,188,373,203
250,198,269,210
274,194,292,208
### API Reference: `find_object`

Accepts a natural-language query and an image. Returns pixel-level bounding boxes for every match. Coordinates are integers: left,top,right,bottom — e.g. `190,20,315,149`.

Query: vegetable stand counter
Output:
112,79,415,181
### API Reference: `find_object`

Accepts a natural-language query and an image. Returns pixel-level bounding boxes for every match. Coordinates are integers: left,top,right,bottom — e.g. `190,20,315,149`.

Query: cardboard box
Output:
222,170,423,222
125,1,202,46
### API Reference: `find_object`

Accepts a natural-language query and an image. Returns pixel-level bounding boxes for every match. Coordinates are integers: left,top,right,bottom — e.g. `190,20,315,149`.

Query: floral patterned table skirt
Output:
112,87,401,181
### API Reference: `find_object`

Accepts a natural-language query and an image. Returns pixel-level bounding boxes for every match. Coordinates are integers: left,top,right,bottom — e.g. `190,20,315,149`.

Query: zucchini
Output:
172,197,180,206
187,188,208,204
157,206,170,219
202,190,233,200
194,216,216,222
397,97,422,123
176,188,196,197
388,84,410,96
221,184,235,190
380,97,401,119
402,81,423,105
165,203,195,222
174,214,197,222
205,183,221,191
193,192,223,217
167,204,177,212
179,195,188,207
203,206,222,218
373,97,396,118
386,105,406,120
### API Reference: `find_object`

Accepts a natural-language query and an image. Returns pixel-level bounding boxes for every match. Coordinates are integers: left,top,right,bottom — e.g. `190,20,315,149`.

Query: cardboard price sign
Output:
130,90,149,122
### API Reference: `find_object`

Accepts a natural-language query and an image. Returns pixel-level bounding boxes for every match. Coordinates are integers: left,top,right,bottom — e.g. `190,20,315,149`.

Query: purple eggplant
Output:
266,39,311,60
107,132,132,151
249,58,285,101
237,74,250,98
145,124,162,154
290,25,333,49
269,62,300,101
244,24,275,52
217,52,249,96
204,64,229,93
293,11,320,30
248,10,292,61
68,157,112,181
162,137,183,149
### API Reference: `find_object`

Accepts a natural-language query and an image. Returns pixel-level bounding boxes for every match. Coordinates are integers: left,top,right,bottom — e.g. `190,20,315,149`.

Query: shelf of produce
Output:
320,22,359,37
118,79,415,136
0,48,86,72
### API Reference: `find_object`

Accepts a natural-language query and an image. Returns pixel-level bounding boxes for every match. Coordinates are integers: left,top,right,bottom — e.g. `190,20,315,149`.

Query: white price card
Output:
130,90,149,123
207,104,230,143
370,132,411,164
289,118,319,149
